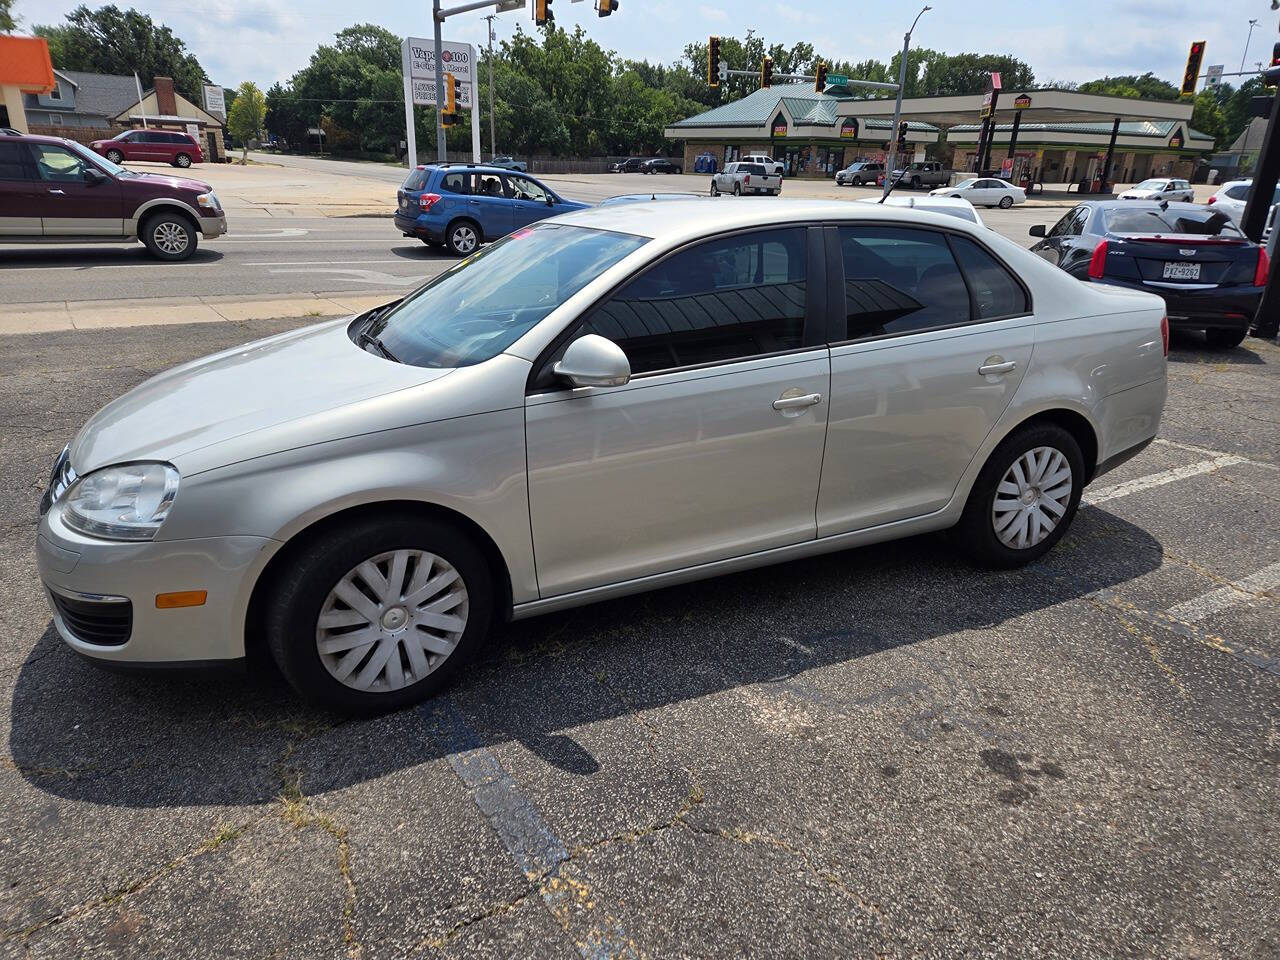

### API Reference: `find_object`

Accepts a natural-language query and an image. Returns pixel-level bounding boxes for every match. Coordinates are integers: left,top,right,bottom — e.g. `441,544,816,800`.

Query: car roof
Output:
421,163,531,175
0,130,75,146
554,197,989,240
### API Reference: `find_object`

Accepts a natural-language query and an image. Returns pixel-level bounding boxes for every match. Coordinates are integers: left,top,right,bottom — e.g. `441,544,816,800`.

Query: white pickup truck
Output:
710,162,782,196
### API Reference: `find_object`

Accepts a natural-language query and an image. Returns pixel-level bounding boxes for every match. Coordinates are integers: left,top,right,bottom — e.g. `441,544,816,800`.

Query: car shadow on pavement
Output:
9,510,1163,808
390,244,450,261
1168,333,1266,364
0,248,224,269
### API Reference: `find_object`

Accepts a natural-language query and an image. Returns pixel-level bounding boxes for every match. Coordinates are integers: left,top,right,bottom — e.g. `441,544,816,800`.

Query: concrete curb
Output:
0,291,402,335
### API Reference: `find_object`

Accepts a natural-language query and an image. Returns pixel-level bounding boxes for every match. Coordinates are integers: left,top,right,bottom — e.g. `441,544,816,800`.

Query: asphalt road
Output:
1,319,1278,957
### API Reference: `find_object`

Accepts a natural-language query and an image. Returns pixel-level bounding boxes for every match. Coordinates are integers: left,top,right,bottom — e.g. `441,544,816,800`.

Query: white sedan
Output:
930,177,1025,209
1118,178,1194,202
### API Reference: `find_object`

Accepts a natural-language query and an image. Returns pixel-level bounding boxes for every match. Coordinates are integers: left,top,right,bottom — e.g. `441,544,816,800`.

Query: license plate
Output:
1162,261,1200,280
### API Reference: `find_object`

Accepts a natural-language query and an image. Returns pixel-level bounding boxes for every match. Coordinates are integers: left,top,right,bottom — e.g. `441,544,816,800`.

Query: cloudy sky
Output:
14,0,1280,90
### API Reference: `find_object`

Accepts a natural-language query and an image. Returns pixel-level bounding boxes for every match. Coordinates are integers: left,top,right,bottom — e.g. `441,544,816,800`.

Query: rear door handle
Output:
772,392,823,411
48,189,66,195
978,360,1018,376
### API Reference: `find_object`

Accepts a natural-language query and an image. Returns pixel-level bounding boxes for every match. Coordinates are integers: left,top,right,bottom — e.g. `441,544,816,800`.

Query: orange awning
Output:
0,36,56,94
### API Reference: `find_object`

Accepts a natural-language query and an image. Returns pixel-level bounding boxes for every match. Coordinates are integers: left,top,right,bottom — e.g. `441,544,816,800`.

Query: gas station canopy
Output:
833,89,1192,128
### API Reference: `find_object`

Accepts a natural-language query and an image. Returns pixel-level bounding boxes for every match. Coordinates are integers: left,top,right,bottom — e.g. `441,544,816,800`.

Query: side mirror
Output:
546,195,555,206
1028,224,1046,238
84,167,108,186
553,334,631,389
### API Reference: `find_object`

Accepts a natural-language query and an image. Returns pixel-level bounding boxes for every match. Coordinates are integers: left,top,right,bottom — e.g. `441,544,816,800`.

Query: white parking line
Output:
1165,561,1280,624
244,259,411,266
1083,455,1246,505
1154,437,1278,471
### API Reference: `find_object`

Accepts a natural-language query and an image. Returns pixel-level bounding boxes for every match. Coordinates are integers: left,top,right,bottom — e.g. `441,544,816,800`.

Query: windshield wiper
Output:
358,329,400,362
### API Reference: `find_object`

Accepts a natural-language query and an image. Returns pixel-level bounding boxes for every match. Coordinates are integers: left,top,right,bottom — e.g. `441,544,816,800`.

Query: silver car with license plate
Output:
36,200,1169,713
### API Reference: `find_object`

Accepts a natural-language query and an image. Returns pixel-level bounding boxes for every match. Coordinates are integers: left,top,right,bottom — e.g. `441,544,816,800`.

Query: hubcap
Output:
992,446,1073,550
178,155,190,167
153,222,189,255
316,549,469,693
453,226,476,252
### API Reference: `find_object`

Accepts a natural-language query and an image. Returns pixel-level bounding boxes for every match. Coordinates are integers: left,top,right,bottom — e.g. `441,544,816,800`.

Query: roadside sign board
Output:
1206,65,1223,86
202,84,225,118
840,118,858,139
402,38,475,109
826,74,849,86
1014,93,1032,110
771,112,788,138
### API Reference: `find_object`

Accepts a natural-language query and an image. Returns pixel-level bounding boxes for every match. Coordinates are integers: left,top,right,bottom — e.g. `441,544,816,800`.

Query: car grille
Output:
50,592,132,647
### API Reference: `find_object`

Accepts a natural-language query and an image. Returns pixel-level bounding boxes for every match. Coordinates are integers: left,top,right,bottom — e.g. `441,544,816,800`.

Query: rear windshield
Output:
402,168,429,191
1104,207,1243,237
364,224,648,368
739,164,766,175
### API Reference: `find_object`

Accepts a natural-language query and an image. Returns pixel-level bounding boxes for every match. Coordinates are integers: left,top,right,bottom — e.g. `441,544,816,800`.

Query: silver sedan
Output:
37,200,1169,712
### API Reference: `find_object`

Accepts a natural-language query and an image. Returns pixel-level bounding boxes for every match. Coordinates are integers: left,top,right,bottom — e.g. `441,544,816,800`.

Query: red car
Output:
0,132,226,260
90,129,204,168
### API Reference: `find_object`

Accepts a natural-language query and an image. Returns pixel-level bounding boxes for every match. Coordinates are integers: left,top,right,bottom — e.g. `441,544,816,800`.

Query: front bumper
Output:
1095,279,1261,331
36,502,275,665
199,213,228,239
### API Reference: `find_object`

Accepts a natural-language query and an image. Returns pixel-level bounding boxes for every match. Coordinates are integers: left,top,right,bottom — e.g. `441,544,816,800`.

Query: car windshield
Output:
71,140,127,177
1105,207,1243,236
1134,180,1167,191
364,224,648,368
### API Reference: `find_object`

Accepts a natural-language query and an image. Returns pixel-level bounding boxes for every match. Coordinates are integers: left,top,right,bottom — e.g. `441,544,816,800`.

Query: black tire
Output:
139,211,198,261
999,195,1014,209
105,149,124,164
710,182,720,196
445,219,480,257
1205,327,1247,349
732,183,741,196
952,422,1085,568
911,176,922,189
265,514,495,714
174,153,192,168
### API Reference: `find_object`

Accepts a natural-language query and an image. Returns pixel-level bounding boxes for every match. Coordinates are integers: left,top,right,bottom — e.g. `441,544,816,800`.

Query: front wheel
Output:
265,515,494,713
446,220,480,256
952,423,1084,568
140,212,198,261
999,195,1014,209
710,182,720,196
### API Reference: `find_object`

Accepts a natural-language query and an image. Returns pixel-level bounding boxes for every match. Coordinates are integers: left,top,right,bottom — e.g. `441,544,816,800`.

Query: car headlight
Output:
62,463,179,541
196,192,220,210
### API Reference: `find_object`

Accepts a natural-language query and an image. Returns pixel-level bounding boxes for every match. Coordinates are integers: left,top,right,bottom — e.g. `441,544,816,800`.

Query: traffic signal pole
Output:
433,0,446,162
883,6,931,200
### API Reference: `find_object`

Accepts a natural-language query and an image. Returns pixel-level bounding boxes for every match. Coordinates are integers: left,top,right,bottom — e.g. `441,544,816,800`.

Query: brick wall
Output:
28,125,114,146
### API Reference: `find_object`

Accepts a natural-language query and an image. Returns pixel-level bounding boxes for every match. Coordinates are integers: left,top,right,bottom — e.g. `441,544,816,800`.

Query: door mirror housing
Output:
553,334,631,388
1028,224,1046,238
546,195,556,206
84,167,108,186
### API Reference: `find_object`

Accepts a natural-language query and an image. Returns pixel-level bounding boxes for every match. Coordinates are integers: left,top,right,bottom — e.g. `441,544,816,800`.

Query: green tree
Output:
34,5,208,102
227,81,266,164
1,0,17,33
1190,88,1226,148
918,52,1035,95
1078,73,1180,100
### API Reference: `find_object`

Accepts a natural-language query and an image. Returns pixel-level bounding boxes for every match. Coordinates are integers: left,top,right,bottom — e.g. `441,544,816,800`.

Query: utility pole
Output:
485,13,497,159
1240,19,1260,74
433,0,447,162
882,5,931,200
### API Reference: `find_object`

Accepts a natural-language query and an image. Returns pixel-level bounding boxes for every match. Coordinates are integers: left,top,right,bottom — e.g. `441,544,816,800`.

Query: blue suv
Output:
394,164,588,256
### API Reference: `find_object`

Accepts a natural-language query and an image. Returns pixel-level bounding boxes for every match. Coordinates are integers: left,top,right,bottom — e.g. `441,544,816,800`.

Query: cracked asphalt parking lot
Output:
1,320,1277,959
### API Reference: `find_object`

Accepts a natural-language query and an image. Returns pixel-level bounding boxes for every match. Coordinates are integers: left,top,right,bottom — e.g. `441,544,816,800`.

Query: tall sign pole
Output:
485,14,497,159
882,6,930,200
433,0,447,162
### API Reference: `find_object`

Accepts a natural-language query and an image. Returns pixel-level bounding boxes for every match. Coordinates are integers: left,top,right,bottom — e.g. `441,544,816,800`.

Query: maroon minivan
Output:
90,129,204,168
0,132,226,260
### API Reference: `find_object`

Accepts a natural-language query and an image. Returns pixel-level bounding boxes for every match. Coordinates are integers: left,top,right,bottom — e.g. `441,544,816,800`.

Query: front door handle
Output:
978,359,1018,376
772,391,823,411
48,189,66,195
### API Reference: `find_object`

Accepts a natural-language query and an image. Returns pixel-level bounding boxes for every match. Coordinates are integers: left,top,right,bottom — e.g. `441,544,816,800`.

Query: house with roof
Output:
664,84,939,178
22,69,140,137
111,76,227,161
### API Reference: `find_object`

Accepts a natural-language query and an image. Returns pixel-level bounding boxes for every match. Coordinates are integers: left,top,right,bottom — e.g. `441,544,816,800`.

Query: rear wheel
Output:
105,149,124,164
911,176,922,189
999,195,1014,209
265,514,494,713
140,211,198,261
953,423,1084,568
1205,327,1247,349
732,183,741,196
174,153,192,168
445,220,480,256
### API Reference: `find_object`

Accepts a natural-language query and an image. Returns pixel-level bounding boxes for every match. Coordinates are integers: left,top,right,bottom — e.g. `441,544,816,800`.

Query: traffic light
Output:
761,57,773,89
441,73,457,127
596,0,618,15
1181,40,1205,96
535,0,553,28
897,120,908,149
708,36,721,88
814,61,828,93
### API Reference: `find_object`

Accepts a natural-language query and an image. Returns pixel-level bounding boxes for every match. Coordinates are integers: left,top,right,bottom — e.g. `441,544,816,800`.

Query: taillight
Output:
1088,240,1109,279
1160,314,1169,357
744,174,751,185
419,192,442,212
1255,247,1270,287
1206,194,1216,204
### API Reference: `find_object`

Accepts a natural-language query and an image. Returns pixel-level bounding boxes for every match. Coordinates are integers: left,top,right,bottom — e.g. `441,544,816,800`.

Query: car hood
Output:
71,317,450,474
121,171,212,194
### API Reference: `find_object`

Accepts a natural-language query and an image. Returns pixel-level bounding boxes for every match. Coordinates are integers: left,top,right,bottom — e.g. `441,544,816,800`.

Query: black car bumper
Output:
1095,279,1261,332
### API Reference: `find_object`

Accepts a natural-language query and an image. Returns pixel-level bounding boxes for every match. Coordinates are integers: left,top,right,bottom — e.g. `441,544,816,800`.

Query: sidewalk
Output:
0,291,400,335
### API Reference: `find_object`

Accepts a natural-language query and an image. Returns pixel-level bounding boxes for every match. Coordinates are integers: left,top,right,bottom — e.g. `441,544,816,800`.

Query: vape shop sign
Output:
402,38,475,109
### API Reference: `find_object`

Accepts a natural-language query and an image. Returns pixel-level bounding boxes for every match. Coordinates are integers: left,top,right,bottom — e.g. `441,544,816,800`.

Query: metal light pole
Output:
485,13,497,159
882,5,931,200
432,0,447,162
1240,19,1260,74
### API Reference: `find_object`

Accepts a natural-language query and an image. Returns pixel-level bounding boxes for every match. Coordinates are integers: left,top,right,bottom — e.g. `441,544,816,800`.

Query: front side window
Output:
1048,207,1080,238
366,224,647,368
507,175,549,203
579,227,808,375
475,173,504,197
30,144,93,182
837,226,970,341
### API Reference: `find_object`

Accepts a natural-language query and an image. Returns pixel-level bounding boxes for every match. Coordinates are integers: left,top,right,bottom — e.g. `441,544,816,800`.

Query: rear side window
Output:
438,172,472,194
0,142,31,180
580,227,808,375
837,226,970,340
1105,207,1242,236
949,236,1029,319
1223,183,1249,200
